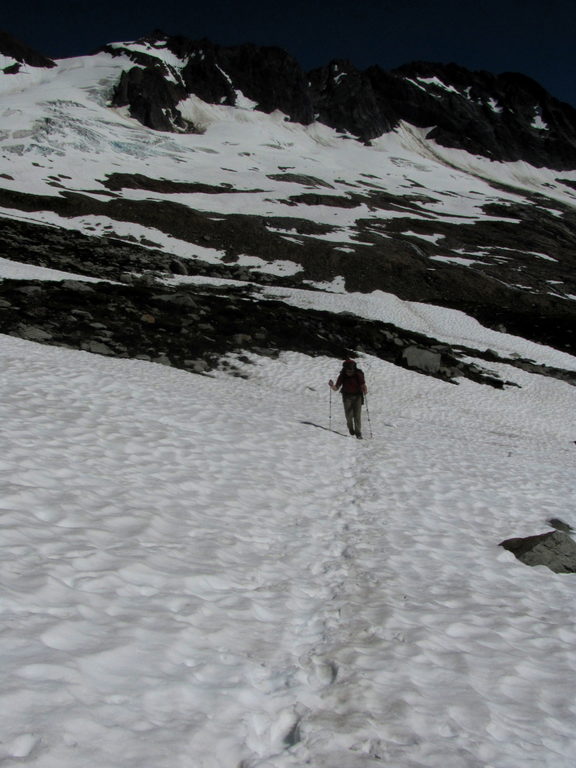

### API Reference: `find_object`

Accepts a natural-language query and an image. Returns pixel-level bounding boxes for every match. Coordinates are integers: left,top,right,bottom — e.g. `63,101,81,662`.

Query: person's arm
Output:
359,372,367,394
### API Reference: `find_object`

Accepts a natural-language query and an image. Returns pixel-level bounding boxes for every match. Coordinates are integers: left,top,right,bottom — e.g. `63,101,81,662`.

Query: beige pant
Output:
343,394,363,436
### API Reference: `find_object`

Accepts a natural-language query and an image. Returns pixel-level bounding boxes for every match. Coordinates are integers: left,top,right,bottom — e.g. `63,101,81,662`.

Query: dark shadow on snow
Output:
300,421,346,436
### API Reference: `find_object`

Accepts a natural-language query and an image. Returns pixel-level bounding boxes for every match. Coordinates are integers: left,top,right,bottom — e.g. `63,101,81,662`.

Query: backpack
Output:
339,367,365,396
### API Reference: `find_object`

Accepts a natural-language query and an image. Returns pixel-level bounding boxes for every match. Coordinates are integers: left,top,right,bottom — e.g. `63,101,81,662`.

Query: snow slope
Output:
1,49,576,274
1,331,576,768
2,41,576,767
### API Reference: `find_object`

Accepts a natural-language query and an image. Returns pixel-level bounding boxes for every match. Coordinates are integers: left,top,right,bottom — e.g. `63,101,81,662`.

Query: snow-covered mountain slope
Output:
102,34,576,169
2,32,576,768
1,331,576,768
1,36,576,369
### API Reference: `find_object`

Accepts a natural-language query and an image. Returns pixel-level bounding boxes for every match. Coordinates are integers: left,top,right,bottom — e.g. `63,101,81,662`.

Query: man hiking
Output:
329,359,368,439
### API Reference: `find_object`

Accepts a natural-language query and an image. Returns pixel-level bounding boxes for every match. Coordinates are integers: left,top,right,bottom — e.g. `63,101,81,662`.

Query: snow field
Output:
2,40,576,768
2,335,576,767
0,255,105,282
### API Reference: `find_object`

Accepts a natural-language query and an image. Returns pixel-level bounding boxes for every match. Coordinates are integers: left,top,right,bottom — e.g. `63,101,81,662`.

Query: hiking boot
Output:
356,433,363,440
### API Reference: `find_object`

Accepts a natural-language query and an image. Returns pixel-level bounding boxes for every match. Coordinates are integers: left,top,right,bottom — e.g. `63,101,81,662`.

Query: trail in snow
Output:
1,335,576,767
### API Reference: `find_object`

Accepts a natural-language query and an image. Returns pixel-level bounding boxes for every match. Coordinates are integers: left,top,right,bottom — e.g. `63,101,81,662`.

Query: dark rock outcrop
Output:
1,181,576,357
112,66,191,133
106,34,314,130
180,39,315,124
501,521,576,574
308,60,395,139
310,59,576,167
2,216,576,388
390,63,576,168
0,274,511,387
0,30,56,71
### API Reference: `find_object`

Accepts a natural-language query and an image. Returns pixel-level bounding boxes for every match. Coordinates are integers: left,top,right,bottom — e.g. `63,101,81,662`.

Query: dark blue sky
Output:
5,0,576,106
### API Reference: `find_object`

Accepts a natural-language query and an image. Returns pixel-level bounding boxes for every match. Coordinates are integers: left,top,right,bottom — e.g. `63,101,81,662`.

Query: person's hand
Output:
362,385,368,394
329,379,334,387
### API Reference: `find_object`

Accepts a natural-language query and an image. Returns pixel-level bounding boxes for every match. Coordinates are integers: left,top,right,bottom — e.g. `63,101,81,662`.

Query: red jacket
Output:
336,369,366,395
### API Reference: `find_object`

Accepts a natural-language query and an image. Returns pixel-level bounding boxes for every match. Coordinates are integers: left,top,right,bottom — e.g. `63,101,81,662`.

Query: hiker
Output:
329,359,367,439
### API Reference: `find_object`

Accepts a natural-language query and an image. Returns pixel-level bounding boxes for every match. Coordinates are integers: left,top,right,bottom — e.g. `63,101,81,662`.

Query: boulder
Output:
81,340,114,356
500,524,576,573
18,325,53,342
402,345,442,374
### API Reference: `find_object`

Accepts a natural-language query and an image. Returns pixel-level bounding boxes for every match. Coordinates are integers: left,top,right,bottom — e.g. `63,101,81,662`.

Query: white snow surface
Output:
2,44,576,767
0,255,103,283
1,332,576,768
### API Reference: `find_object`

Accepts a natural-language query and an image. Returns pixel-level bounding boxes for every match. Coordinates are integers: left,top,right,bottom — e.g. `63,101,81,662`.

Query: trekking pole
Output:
365,394,374,439
329,386,332,431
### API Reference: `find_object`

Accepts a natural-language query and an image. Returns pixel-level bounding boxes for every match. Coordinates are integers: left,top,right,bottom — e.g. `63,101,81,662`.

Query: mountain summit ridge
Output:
3,28,575,168
0,29,56,71
98,31,576,169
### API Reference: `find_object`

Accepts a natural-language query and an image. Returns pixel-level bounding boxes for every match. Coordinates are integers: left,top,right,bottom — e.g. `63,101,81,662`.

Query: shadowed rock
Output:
500,523,576,573
0,30,56,71
112,67,191,132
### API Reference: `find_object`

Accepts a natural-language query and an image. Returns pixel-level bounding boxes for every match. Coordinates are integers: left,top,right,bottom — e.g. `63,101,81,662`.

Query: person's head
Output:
343,359,357,374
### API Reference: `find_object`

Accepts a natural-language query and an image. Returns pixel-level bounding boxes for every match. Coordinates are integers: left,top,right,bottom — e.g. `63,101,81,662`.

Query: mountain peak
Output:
98,33,576,169
0,29,56,72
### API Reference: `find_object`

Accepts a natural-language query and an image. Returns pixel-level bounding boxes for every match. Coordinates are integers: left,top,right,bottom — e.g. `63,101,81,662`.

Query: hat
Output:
343,359,356,368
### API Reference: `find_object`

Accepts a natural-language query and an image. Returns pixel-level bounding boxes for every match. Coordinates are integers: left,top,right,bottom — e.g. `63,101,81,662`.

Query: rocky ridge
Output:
0,30,56,72
103,33,576,169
